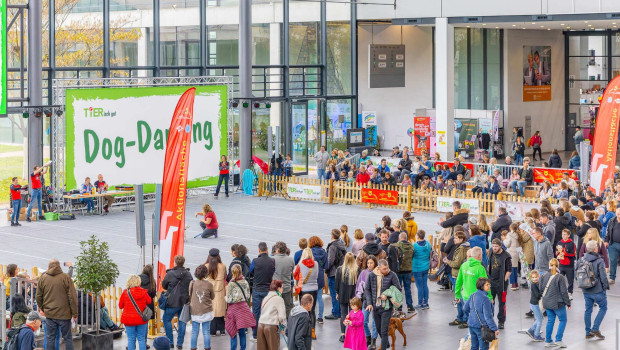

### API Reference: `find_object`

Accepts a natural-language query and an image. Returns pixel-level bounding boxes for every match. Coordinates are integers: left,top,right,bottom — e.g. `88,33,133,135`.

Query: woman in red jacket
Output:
119,275,152,350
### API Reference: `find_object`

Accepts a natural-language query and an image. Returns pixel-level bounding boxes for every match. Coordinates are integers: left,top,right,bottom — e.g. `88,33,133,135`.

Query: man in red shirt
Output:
10,177,25,226
94,174,114,213
26,164,49,222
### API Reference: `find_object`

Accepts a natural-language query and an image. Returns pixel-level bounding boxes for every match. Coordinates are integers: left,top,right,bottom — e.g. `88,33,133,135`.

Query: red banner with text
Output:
533,168,577,184
157,88,196,288
361,188,399,206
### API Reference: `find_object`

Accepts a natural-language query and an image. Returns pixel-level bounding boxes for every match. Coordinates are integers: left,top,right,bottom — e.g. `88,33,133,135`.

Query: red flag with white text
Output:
157,88,196,288
589,76,620,195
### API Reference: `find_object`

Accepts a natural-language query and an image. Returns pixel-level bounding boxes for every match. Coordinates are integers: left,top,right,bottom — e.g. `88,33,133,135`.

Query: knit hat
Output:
365,233,376,242
27,311,42,322
209,248,219,257
153,336,170,350
570,198,578,206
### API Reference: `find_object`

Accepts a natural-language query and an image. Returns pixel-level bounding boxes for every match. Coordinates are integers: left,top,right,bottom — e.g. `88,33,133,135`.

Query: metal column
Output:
103,0,110,78
28,0,43,173
350,0,358,127
238,0,252,174
283,0,291,155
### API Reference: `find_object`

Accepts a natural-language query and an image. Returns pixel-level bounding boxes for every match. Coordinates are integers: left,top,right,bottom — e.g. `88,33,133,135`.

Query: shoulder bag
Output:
128,289,154,322
233,280,251,306
472,294,496,342
158,280,181,310
294,266,314,295
178,281,193,323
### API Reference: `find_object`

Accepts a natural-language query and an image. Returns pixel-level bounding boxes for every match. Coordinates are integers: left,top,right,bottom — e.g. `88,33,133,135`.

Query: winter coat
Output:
287,305,312,350
411,240,431,273
35,265,78,320
518,230,535,265
446,243,470,278
361,242,386,261
189,280,215,316
503,231,520,265
139,273,156,319
491,213,512,241
405,218,418,241
533,237,554,273
540,273,571,310
576,252,610,294
206,263,227,317
363,269,400,309
343,309,365,350
161,266,193,309
548,154,562,168
569,155,581,170
326,239,347,277
455,258,491,301
310,247,328,289
119,286,152,327
441,208,469,229
258,291,286,326
468,235,489,267
335,266,357,305
463,289,498,331
293,258,319,292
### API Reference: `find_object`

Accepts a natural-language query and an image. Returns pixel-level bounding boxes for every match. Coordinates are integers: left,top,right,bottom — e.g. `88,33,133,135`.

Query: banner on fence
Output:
533,168,577,184
361,188,399,205
436,197,480,215
495,201,540,221
287,183,322,200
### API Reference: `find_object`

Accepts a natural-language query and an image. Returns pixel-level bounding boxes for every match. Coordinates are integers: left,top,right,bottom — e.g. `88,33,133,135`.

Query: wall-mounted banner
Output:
436,197,480,215
523,46,551,101
533,168,577,184
0,0,6,114
414,116,430,156
361,111,378,147
287,183,322,200
361,188,399,206
65,85,228,191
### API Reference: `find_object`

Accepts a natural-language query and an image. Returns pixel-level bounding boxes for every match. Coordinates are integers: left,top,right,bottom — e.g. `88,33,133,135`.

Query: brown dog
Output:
377,312,415,350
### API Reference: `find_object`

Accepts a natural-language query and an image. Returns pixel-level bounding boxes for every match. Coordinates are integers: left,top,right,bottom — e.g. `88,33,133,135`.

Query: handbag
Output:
128,289,153,322
294,266,314,295
158,280,181,310
233,281,251,306
472,294,496,342
178,281,193,323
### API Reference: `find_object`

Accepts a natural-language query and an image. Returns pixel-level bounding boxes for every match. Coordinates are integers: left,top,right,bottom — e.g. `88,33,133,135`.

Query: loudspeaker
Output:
135,184,146,247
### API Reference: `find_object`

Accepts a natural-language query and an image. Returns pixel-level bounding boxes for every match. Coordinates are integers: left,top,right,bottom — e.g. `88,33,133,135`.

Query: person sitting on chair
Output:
81,177,95,214
94,174,114,213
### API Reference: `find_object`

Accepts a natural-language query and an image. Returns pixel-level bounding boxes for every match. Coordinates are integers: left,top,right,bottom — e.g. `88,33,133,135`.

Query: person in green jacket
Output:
394,232,415,313
453,247,492,329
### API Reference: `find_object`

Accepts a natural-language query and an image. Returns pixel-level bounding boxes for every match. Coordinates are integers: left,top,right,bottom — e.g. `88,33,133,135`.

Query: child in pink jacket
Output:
343,297,367,350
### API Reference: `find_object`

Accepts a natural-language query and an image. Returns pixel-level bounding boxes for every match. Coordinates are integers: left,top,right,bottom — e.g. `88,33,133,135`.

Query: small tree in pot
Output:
74,235,119,348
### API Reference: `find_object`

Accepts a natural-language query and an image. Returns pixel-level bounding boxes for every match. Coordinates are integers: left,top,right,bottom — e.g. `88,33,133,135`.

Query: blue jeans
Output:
397,272,413,308
412,271,429,306
528,303,543,337
11,199,22,223
43,321,61,350
191,320,212,349
608,242,620,280
509,267,518,285
26,188,43,218
545,307,567,343
469,326,489,350
327,276,341,317
45,318,73,350
230,328,246,350
317,168,326,180
363,308,378,338
215,174,229,195
163,307,187,346
82,197,95,212
126,323,148,350
252,290,269,338
451,276,467,322
515,153,523,165
584,291,607,334
100,306,116,329
511,180,527,196
317,288,324,318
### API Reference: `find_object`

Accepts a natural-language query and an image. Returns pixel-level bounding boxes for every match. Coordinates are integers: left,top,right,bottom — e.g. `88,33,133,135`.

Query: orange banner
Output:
361,188,399,206
533,168,577,184
523,85,551,102
158,88,196,288
590,76,620,195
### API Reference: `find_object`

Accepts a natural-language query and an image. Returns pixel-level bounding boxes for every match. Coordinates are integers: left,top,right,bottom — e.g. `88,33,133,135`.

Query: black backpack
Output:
3,326,28,350
576,257,597,289
388,244,403,272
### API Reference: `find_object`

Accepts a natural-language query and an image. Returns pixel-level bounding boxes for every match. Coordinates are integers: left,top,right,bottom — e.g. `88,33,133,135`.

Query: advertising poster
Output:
437,197,480,215
430,116,437,156
287,183,322,200
455,119,478,158
361,188,399,206
523,46,551,101
414,117,431,156
533,168,578,184
479,119,493,133
495,201,540,221
65,85,227,191
362,111,378,147
437,131,446,146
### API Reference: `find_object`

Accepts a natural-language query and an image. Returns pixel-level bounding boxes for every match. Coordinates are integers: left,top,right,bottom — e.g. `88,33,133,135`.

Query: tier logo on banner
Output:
590,76,620,195
533,168,577,184
523,46,551,101
158,88,196,287
361,188,399,206
287,183,322,200
436,197,480,215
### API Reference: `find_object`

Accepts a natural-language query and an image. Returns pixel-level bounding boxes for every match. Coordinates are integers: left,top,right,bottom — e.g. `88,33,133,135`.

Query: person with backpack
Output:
394,232,414,313
8,311,43,350
540,259,571,348
325,229,347,321
161,255,194,349
379,230,399,274
575,240,609,340
411,230,432,310
556,229,577,297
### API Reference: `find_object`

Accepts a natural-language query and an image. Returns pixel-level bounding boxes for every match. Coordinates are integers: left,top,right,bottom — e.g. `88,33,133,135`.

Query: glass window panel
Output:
486,29,501,110
110,0,153,68
55,0,103,67
613,34,620,56
326,22,351,95
612,57,620,78
325,99,352,151
454,28,468,109
160,1,200,67
290,0,320,65
568,57,608,81
470,29,484,110
568,35,608,57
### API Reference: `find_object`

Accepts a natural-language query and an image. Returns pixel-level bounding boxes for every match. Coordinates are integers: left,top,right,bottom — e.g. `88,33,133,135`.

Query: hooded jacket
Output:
441,208,469,229
468,235,489,267
405,218,418,241
326,239,347,277
455,258,491,301
502,231,520,266
226,256,250,282
308,247,327,289
463,289,498,331
576,252,610,294
446,242,470,278
548,154,562,168
35,265,78,320
362,242,386,261
491,213,512,242
533,237,554,273
161,266,193,308
287,305,312,350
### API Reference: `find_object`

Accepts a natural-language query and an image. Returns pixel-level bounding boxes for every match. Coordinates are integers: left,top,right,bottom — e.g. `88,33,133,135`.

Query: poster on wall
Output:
523,46,551,101
429,116,437,156
455,119,478,158
414,116,430,156
362,111,378,147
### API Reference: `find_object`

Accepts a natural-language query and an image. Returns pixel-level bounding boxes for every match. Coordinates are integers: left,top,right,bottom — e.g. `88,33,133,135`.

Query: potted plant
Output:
74,235,119,349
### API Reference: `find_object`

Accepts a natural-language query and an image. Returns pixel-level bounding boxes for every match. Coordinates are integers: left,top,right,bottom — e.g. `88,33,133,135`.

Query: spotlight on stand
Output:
43,109,52,118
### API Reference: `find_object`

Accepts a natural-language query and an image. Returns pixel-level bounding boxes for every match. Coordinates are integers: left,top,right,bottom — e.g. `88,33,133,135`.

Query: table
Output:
63,190,134,215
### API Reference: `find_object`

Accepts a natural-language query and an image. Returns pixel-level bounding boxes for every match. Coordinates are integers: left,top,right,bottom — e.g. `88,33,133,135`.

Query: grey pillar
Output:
239,0,252,173
28,0,43,174
351,0,358,127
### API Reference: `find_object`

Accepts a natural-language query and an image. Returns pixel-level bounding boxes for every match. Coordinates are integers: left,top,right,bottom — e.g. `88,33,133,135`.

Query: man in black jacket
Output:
491,207,512,242
379,230,399,273
250,242,276,339
488,239,512,329
446,159,465,180
325,230,347,320
440,201,469,229
364,259,401,350
605,207,620,284
287,294,314,350
162,255,194,349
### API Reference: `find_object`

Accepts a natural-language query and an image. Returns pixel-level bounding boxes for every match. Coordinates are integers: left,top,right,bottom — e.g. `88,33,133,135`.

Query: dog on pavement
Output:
377,312,416,350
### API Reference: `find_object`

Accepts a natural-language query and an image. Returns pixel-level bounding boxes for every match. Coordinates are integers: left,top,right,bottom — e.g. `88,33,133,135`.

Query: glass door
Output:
292,102,308,175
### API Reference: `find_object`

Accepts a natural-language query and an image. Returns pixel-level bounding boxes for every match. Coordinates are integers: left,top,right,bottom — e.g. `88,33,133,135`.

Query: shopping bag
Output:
457,334,471,350
489,338,499,350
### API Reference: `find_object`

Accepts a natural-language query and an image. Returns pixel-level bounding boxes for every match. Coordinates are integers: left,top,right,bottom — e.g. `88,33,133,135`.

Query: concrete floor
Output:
1,195,618,349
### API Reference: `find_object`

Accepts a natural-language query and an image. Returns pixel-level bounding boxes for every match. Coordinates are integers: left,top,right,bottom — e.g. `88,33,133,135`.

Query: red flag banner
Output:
590,76,620,195
361,188,399,206
533,168,578,184
158,88,196,287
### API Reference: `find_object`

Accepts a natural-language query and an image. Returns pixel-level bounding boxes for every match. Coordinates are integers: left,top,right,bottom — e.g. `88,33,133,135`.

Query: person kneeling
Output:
195,204,219,238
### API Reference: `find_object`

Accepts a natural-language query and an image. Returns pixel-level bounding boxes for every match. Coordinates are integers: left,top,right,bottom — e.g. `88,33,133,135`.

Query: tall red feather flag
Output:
157,87,196,288
589,76,620,195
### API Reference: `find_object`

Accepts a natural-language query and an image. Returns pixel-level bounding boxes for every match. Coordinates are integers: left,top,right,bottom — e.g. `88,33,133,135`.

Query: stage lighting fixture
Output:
266,102,271,109
35,110,42,118
55,109,63,116
232,101,239,108
253,102,260,109
43,109,52,118
242,101,249,108
22,111,29,118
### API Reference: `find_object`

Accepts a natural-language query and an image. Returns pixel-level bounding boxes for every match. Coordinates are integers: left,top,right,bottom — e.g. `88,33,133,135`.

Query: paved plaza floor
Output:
1,194,618,349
